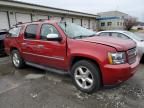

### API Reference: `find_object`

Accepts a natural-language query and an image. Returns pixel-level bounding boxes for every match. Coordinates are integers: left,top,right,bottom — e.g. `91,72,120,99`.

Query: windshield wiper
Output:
73,34,97,39
73,35,89,39
88,34,96,37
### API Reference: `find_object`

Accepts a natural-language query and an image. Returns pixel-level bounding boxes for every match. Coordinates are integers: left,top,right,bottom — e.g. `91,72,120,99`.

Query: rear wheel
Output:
140,54,144,63
11,50,25,68
71,60,101,93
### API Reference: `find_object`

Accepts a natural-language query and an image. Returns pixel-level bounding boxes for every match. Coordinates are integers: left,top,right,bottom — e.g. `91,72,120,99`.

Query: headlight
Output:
108,52,126,64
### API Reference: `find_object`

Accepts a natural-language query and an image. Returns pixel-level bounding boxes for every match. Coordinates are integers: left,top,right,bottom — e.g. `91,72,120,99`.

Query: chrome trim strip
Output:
23,52,64,61
23,39,55,42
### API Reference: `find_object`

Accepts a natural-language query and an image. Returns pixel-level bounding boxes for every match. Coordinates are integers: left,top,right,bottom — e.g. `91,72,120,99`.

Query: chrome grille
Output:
127,48,137,64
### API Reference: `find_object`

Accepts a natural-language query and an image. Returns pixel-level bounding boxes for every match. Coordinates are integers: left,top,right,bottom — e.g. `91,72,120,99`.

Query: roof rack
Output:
12,18,66,27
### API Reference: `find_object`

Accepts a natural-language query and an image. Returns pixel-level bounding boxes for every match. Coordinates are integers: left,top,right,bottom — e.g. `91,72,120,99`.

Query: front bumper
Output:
102,57,140,85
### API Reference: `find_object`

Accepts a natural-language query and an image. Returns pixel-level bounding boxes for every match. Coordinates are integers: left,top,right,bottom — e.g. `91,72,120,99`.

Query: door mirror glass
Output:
46,34,62,41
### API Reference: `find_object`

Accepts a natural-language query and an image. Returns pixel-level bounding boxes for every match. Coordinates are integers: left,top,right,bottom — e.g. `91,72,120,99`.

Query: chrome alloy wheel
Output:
74,66,94,89
13,53,20,67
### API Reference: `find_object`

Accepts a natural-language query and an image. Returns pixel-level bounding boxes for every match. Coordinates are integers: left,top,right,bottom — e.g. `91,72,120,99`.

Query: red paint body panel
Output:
81,36,136,51
102,57,139,85
4,21,139,86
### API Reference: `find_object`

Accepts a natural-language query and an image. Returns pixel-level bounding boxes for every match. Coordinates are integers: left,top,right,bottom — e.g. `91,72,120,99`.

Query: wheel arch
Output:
70,56,103,86
10,47,19,53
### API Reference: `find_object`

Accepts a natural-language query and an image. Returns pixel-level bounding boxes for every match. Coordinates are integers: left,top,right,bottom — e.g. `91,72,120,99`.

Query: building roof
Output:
98,11,128,16
0,0,98,18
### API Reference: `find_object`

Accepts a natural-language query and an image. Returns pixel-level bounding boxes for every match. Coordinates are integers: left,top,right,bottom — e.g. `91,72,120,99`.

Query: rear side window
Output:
9,27,21,37
111,32,130,39
25,24,37,39
99,32,110,36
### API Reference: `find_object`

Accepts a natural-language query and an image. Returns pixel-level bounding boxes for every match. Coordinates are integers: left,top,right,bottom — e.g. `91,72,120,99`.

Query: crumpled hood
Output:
80,36,136,51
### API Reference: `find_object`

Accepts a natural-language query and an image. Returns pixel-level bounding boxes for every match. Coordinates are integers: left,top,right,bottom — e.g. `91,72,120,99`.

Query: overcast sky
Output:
18,0,144,22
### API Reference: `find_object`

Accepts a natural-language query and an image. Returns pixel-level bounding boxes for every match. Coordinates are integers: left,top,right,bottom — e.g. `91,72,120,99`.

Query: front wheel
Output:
71,60,101,93
11,50,25,68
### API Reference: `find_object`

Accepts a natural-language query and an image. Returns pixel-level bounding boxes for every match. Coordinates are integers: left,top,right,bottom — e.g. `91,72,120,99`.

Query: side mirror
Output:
46,34,62,41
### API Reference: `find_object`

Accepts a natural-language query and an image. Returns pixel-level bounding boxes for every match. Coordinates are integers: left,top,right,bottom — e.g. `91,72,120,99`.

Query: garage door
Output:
73,18,81,26
16,13,31,23
82,19,89,29
33,15,48,21
0,12,9,30
65,18,72,23
90,19,96,30
50,16,61,21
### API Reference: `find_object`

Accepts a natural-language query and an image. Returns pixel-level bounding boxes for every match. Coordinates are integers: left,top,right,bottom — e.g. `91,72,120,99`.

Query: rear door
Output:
21,24,40,64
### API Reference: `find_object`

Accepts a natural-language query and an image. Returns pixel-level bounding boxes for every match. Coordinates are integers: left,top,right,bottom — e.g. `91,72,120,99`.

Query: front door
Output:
36,23,67,70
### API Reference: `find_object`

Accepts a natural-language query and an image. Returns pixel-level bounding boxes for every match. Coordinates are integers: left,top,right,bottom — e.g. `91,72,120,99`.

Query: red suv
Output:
4,20,139,93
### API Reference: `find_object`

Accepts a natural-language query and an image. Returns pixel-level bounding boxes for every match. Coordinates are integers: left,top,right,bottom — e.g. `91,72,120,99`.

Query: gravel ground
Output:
0,56,143,108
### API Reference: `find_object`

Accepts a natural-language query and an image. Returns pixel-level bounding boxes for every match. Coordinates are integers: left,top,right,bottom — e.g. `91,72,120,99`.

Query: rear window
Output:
24,24,37,39
0,30,7,40
9,27,21,37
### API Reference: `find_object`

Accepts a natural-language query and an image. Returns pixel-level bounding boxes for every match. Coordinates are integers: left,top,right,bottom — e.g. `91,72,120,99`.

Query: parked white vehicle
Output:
96,30,144,62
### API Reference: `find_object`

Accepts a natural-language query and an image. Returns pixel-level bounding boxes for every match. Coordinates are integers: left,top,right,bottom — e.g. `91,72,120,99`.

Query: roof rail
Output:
12,18,63,27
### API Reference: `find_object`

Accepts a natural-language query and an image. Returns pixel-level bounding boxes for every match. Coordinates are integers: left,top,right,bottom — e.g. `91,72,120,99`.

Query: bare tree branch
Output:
124,17,137,30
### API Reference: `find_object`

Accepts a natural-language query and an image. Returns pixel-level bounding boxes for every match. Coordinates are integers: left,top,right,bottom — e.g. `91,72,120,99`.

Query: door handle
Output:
21,43,27,47
21,43,27,45
37,45,44,48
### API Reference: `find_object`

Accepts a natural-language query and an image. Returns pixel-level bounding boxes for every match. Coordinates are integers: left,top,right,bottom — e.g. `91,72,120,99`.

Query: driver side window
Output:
40,24,59,40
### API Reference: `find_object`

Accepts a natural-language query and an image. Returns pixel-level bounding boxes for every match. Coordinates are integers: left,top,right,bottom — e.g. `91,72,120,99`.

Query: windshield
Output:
58,22,96,38
124,31,143,41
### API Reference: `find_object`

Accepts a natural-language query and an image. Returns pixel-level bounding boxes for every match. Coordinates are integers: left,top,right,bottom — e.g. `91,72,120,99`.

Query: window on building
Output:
24,24,37,39
101,22,105,26
40,24,59,40
107,22,112,26
117,22,119,26
123,22,125,26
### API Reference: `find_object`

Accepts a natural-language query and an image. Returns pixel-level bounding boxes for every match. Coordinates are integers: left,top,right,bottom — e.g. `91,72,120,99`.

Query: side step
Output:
26,62,70,75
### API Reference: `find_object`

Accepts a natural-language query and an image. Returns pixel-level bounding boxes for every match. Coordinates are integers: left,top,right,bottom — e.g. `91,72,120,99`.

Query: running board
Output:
26,62,69,75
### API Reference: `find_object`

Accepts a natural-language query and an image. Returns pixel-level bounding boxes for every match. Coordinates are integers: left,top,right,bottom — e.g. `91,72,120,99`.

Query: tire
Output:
71,60,101,93
140,55,144,63
11,50,25,68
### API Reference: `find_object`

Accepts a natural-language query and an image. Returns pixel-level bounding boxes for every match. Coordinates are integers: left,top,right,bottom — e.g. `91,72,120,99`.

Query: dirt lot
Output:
0,32,143,108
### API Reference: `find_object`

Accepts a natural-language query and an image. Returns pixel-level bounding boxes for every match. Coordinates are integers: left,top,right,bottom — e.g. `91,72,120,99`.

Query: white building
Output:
0,0,98,31
97,11,129,30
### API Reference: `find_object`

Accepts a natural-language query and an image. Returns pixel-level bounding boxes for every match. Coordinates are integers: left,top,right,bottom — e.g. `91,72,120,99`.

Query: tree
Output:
124,17,137,30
